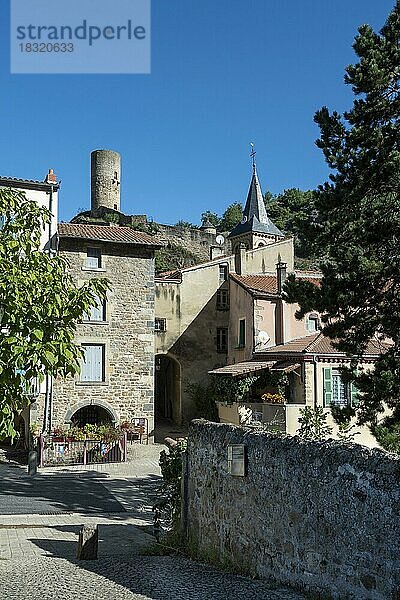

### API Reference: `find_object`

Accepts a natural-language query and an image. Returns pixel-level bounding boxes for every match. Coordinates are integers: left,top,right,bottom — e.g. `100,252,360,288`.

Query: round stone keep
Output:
91,149,121,212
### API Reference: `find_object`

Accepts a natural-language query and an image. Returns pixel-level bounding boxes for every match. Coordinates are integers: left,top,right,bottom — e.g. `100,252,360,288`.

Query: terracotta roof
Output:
230,272,321,296
58,223,164,247
209,361,276,377
262,333,388,357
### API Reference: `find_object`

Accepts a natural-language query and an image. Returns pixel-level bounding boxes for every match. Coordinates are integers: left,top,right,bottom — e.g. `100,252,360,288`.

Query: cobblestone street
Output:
0,443,308,600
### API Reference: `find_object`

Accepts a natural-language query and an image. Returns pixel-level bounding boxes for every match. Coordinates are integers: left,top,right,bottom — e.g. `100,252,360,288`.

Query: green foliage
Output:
284,3,400,432
219,202,243,232
155,243,200,274
297,407,332,441
103,212,120,224
372,422,400,454
330,406,360,443
129,220,160,235
211,374,257,404
201,210,219,227
0,188,109,440
186,382,219,421
267,188,319,260
158,439,187,526
175,220,197,229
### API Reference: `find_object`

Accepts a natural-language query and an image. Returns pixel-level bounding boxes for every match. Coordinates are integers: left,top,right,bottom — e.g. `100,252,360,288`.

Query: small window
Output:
86,247,101,269
216,327,228,353
80,344,105,382
238,319,246,348
219,264,228,283
216,289,229,310
306,313,320,333
83,296,106,322
155,318,167,332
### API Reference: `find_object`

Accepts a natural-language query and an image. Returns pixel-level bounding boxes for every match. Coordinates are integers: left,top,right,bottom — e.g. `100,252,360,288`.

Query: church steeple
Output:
228,145,284,250
242,161,269,225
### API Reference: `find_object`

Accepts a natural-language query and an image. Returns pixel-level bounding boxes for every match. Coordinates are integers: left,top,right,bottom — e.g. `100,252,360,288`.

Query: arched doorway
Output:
70,405,113,428
155,354,181,425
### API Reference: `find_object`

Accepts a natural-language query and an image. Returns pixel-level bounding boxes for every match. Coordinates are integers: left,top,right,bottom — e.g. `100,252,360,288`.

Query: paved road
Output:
0,443,308,600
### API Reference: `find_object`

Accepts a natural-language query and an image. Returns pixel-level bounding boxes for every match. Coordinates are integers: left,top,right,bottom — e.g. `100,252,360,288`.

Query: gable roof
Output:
58,223,164,247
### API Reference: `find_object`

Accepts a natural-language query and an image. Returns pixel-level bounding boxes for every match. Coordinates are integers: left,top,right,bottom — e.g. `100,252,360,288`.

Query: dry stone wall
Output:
186,421,400,600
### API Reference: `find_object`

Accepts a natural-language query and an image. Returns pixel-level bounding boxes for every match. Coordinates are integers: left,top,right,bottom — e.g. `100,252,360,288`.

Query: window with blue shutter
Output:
80,344,105,382
83,296,106,322
85,247,101,269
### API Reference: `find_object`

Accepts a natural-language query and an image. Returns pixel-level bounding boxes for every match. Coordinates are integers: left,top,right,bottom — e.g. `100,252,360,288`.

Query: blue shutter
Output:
81,345,103,381
323,367,332,406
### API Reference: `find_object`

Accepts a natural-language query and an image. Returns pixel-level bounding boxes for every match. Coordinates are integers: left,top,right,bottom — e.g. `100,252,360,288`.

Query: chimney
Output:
235,243,247,275
45,169,57,184
276,260,287,294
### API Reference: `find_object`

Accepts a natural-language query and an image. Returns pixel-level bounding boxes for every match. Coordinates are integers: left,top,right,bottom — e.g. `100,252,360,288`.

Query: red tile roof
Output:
58,223,164,247
230,272,321,295
262,333,389,357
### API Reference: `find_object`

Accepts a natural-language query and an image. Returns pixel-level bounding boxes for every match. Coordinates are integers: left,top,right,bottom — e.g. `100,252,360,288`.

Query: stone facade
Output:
185,420,400,600
48,237,156,432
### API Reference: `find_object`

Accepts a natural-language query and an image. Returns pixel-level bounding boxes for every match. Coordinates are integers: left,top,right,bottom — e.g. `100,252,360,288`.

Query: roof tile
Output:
58,223,164,247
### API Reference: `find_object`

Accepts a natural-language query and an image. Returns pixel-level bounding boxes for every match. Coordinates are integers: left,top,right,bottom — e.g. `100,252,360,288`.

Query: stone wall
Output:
50,239,155,432
185,420,400,600
156,224,230,262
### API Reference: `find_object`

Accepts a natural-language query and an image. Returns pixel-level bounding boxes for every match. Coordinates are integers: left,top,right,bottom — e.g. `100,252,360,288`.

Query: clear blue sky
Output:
0,0,396,225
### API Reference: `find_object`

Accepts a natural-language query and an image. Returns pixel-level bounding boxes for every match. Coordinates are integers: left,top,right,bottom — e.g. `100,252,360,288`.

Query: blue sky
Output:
0,0,396,225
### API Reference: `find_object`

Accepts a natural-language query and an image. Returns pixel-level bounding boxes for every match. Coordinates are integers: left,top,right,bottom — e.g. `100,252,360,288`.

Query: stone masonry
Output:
49,236,157,432
185,420,400,600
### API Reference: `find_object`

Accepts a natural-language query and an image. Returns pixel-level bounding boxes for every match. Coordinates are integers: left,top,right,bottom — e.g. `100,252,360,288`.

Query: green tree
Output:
201,210,220,227
219,202,242,232
0,189,109,439
284,2,400,441
267,188,318,260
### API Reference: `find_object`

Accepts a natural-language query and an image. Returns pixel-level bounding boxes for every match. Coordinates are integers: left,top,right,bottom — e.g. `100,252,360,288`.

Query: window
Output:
80,344,105,382
85,247,101,269
216,327,228,353
155,318,167,332
306,313,320,333
238,319,246,348
83,296,106,322
219,264,228,283
216,289,229,310
323,367,358,408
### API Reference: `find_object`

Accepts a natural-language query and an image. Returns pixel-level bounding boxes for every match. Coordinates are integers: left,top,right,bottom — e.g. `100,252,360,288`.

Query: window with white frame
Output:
216,327,228,353
155,318,167,332
306,313,320,333
323,367,358,408
216,289,229,310
219,264,228,283
85,247,102,269
83,296,106,322
80,344,105,382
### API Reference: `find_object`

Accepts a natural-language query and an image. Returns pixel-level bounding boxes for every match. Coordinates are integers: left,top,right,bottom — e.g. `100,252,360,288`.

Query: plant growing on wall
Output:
158,438,187,528
297,407,332,441
0,188,109,440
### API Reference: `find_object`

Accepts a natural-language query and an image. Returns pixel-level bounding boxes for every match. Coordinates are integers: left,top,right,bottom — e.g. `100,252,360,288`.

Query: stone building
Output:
46,223,162,434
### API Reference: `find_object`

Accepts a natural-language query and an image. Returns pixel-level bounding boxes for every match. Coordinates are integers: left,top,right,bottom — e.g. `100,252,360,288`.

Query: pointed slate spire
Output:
242,162,269,225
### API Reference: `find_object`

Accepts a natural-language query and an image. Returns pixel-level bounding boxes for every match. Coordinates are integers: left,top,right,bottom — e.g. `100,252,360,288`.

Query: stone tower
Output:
91,149,121,212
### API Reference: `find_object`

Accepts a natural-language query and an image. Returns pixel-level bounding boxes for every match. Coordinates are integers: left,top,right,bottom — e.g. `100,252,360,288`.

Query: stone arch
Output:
155,353,181,425
64,400,119,427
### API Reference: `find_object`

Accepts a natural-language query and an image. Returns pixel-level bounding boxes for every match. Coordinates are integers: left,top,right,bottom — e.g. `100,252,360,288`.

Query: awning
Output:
209,361,275,377
209,360,301,377
270,361,301,373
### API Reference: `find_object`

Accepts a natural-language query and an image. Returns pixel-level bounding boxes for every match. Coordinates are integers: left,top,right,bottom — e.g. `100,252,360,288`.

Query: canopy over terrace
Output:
209,360,300,377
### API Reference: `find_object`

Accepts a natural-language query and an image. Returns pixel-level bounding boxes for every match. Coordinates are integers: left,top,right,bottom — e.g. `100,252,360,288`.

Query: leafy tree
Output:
201,210,220,227
219,202,242,232
175,220,196,229
0,189,109,440
267,188,318,260
155,243,200,274
284,2,400,441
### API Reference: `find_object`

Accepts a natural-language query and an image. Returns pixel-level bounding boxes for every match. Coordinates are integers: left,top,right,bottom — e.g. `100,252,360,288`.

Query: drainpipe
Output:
313,355,318,409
